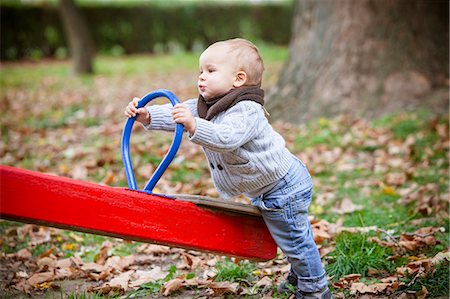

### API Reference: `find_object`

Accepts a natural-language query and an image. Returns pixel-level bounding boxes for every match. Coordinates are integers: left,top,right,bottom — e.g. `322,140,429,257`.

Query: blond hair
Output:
208,38,265,86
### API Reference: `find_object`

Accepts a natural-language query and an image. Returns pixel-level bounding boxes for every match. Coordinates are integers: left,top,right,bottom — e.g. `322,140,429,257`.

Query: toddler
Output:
124,38,332,299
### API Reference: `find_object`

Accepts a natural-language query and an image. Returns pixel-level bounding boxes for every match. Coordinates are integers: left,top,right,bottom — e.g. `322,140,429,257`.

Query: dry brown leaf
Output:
162,278,185,296
27,271,55,286
207,281,239,296
81,262,108,273
95,242,113,265
38,248,54,259
88,269,112,281
385,172,407,186
332,273,361,289
37,257,56,268
130,267,167,287
319,245,335,258
104,255,135,272
89,284,123,296
13,279,32,293
432,249,450,264
177,252,203,270
254,276,272,288
332,198,363,214
101,170,116,185
136,244,171,255
311,219,332,244
108,270,133,291
71,165,88,180
16,248,32,260
55,258,73,269
350,282,400,295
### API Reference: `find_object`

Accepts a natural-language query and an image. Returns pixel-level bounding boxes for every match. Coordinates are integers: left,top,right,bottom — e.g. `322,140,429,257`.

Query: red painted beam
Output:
0,165,276,261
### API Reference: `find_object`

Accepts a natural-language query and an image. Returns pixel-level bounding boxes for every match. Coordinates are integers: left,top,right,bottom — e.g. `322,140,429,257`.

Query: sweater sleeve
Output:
143,98,198,131
188,101,261,152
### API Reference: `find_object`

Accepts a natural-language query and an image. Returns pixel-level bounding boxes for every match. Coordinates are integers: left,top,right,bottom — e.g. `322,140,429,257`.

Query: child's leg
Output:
252,160,329,293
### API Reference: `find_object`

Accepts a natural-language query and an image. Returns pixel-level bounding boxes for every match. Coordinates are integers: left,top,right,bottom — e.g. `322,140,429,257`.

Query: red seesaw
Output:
0,90,277,261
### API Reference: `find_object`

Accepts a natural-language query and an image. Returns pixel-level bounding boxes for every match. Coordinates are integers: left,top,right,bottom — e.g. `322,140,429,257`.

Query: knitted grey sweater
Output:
145,99,294,199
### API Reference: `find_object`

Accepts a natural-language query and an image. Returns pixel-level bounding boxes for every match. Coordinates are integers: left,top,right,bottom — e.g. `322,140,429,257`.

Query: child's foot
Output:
296,287,333,299
277,271,298,293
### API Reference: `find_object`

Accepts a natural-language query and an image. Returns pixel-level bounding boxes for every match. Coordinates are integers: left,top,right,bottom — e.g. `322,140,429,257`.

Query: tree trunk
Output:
266,0,449,124
59,0,95,74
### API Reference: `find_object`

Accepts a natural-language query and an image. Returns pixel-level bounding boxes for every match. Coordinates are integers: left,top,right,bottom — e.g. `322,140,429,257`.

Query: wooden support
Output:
0,165,276,261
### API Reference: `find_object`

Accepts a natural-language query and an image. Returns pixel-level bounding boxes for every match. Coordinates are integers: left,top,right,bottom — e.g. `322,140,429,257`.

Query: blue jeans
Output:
251,158,328,293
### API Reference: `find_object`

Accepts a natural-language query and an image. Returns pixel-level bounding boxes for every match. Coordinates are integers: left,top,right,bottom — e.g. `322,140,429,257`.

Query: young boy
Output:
124,38,332,299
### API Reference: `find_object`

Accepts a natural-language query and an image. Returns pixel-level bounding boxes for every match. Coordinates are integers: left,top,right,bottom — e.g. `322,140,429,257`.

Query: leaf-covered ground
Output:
0,48,449,299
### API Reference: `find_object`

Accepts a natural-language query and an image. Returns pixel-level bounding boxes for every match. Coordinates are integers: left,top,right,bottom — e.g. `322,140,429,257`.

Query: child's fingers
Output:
124,97,142,117
172,104,187,115
132,97,140,106
124,104,136,117
137,108,148,115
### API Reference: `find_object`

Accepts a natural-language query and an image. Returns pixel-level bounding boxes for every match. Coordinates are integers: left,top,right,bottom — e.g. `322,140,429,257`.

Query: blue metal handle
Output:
121,89,184,193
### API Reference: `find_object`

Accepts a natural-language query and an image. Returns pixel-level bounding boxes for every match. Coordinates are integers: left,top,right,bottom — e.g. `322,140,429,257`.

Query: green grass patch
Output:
65,291,121,299
214,258,256,283
94,53,199,76
170,167,203,183
326,232,394,280
124,265,178,298
293,118,344,151
397,260,449,298
1,45,287,88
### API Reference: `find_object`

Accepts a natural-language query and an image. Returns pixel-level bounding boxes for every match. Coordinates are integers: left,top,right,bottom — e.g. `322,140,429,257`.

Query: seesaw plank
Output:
0,165,276,261
173,194,261,216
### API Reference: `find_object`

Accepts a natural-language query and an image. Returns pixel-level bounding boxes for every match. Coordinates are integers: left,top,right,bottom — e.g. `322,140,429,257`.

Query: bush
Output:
0,2,293,61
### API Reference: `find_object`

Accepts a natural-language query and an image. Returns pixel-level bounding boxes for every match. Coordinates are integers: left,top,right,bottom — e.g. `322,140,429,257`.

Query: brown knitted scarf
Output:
197,86,264,120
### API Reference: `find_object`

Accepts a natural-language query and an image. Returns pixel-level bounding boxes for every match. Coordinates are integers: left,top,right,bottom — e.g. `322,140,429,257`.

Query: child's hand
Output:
124,97,150,125
172,104,196,135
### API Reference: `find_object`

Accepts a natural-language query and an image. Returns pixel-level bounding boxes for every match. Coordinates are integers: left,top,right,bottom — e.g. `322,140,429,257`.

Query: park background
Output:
0,0,449,298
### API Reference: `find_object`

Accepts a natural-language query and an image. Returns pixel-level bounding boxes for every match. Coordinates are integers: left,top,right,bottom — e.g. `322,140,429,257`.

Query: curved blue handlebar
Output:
121,89,184,193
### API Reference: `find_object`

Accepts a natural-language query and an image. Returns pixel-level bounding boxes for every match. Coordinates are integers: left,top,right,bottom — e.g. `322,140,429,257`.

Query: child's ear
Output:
233,71,247,87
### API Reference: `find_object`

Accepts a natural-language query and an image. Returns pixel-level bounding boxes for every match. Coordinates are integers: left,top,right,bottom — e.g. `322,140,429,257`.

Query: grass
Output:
65,292,120,299
124,265,178,298
325,232,395,280
396,260,450,297
214,258,256,283
0,45,287,86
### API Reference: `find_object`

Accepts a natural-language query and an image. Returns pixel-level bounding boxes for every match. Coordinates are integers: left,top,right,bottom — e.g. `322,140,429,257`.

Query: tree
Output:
59,0,95,74
266,0,449,123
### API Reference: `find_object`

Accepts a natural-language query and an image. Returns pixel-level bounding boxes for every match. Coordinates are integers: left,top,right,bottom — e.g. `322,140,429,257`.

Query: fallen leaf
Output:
207,281,239,296
254,276,272,288
131,267,167,287
27,271,55,286
108,270,133,291
177,252,202,270
81,262,107,273
332,198,363,214
385,173,407,186
104,255,134,271
136,244,171,255
37,257,56,268
16,248,32,259
95,242,112,265
162,278,184,296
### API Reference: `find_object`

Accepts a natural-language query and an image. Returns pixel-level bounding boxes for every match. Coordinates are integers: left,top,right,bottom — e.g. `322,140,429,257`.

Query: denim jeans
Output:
251,158,328,293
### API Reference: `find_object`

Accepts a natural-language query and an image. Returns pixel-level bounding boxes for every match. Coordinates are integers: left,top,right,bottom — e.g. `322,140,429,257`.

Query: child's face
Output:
198,45,238,99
